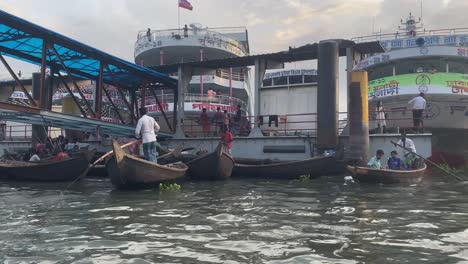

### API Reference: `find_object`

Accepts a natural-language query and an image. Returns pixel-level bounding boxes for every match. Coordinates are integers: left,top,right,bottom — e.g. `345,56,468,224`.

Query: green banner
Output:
369,73,468,93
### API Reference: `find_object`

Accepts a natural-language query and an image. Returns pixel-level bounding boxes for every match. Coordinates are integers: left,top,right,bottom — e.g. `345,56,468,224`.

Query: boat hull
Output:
232,156,337,179
346,164,427,184
0,154,90,182
106,139,188,189
187,143,234,180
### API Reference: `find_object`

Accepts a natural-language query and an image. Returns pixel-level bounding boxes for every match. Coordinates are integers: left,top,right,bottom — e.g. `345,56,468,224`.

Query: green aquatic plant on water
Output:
299,175,311,182
437,163,466,178
159,183,182,191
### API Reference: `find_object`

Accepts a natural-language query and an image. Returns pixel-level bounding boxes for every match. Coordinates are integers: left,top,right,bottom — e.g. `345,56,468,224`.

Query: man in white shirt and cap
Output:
395,132,417,169
135,107,160,163
408,93,426,133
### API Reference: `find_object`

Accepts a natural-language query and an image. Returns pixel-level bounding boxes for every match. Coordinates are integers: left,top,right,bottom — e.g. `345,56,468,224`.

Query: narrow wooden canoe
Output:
106,139,188,189
186,143,234,180
0,152,91,182
232,155,337,179
346,164,427,184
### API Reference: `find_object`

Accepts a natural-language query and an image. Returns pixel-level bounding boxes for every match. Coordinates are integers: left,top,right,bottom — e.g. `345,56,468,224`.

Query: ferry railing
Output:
368,108,428,133
136,27,248,55
178,112,348,138
352,27,468,43
141,93,249,113
1,124,63,141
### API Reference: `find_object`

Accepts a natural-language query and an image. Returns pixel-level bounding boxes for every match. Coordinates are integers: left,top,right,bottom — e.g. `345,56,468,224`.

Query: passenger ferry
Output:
353,13,468,165
134,24,252,137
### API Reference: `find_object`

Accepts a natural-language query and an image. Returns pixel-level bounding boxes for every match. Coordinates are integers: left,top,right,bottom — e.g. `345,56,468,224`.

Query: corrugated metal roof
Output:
152,40,384,73
0,9,177,89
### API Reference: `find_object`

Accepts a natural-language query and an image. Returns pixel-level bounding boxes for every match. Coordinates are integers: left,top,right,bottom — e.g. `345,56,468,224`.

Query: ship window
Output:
273,76,287,86
304,75,318,83
368,64,393,80
448,60,468,74
395,59,445,75
289,75,303,84
262,79,272,87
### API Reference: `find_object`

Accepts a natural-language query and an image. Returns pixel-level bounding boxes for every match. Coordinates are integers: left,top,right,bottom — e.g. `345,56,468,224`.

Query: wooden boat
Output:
232,155,337,179
346,163,427,184
106,139,188,189
186,143,234,180
0,152,91,182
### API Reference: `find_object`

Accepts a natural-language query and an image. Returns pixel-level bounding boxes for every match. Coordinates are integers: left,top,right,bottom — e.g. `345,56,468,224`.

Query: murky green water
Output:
1,176,468,263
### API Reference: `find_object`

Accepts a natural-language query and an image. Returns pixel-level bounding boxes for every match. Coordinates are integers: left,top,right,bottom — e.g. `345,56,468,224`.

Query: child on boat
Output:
368,149,384,169
387,150,403,170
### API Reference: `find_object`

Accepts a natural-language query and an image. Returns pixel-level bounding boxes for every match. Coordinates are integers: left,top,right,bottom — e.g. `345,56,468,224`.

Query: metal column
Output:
347,71,370,165
317,40,339,150
249,58,266,137
174,65,192,138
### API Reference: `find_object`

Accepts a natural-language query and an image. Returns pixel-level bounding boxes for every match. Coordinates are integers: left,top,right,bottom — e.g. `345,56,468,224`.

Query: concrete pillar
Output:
174,65,192,139
32,72,49,146
249,58,266,137
317,40,339,149
347,71,370,165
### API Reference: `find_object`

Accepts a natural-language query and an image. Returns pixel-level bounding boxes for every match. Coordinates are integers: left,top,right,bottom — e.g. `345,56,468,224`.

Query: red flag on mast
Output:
178,0,193,11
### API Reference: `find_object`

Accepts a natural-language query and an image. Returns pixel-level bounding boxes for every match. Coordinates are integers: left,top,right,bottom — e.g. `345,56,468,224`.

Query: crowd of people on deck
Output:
367,132,422,170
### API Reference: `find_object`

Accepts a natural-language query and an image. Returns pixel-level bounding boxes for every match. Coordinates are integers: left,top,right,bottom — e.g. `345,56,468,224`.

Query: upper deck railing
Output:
352,27,468,43
135,26,249,57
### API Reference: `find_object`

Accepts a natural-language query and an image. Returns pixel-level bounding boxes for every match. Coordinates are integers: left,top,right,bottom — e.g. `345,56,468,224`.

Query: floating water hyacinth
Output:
159,183,182,191
299,175,311,182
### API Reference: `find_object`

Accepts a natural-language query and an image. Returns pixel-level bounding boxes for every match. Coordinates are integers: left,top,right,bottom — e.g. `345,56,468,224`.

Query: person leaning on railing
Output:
408,93,426,133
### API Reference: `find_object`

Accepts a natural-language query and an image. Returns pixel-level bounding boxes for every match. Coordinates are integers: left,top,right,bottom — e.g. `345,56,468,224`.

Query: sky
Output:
0,0,467,110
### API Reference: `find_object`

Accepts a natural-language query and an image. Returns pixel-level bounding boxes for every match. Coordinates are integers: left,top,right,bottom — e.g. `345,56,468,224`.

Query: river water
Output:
1,176,468,264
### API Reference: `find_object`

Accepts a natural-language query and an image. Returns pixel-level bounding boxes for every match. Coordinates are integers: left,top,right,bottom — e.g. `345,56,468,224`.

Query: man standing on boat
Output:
395,133,417,169
408,93,426,133
135,107,160,163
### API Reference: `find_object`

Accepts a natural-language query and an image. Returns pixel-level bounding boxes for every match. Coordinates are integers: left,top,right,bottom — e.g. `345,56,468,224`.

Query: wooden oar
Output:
66,140,140,189
391,140,464,181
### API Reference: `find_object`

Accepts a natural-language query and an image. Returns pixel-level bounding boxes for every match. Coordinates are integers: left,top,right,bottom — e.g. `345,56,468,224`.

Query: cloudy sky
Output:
0,0,467,109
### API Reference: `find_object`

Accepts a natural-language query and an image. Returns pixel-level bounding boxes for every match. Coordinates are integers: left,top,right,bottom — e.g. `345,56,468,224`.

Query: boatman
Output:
135,107,160,163
395,132,417,169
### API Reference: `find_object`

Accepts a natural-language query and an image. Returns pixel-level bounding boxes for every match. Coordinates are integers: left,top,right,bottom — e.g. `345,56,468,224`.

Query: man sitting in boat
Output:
387,150,403,170
395,133,417,169
368,149,384,169
135,107,160,163
28,148,40,162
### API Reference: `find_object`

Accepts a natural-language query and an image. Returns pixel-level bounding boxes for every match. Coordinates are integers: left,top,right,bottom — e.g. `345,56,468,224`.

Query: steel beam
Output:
104,64,136,121
0,54,37,106
95,63,104,118
39,41,47,109
50,45,96,118
102,85,125,124
57,71,88,118
148,86,173,132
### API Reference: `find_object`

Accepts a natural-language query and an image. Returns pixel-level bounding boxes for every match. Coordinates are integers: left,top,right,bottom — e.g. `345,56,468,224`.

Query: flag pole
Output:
178,2,181,33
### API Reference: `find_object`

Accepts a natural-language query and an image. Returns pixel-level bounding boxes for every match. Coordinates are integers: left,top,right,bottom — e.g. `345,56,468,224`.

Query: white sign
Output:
380,34,468,51
264,69,318,79
354,46,468,70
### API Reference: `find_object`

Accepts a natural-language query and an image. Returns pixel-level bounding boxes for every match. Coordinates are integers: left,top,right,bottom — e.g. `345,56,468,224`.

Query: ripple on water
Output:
440,229,468,243
207,213,245,222
178,224,213,231
146,232,226,242
265,254,359,264
205,240,310,257
251,225,306,240
88,206,138,212
405,223,439,229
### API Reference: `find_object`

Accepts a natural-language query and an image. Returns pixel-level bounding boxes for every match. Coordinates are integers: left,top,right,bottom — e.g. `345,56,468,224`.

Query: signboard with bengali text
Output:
368,73,468,99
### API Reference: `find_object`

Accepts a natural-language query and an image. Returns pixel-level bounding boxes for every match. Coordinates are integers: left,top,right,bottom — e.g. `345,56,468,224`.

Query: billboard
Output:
368,72,468,99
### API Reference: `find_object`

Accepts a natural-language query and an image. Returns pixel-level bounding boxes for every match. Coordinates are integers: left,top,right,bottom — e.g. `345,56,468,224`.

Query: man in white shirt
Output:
408,93,426,132
135,107,160,163
395,133,417,169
